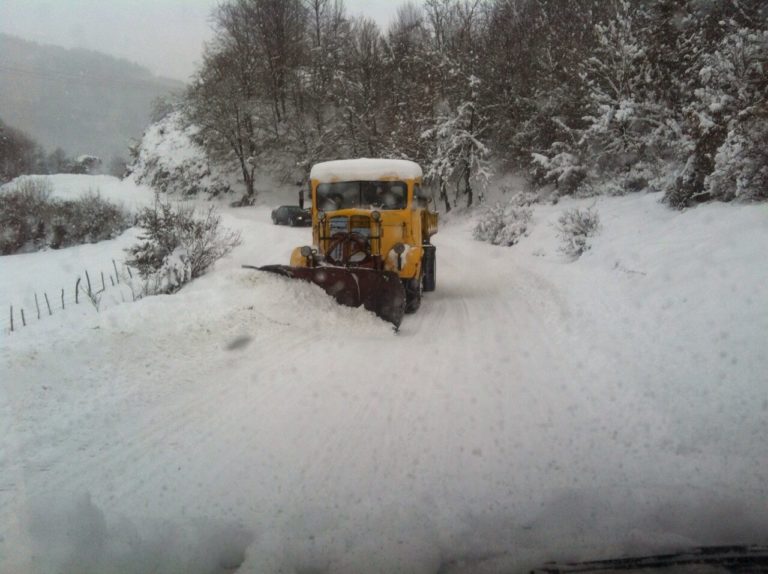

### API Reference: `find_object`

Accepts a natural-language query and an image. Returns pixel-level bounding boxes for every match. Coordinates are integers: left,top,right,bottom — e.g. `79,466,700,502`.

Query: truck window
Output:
317,181,407,210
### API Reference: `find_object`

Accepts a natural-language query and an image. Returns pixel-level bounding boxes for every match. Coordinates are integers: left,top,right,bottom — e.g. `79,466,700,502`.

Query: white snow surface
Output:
0,175,156,317
310,158,423,182
1,178,768,573
0,174,156,211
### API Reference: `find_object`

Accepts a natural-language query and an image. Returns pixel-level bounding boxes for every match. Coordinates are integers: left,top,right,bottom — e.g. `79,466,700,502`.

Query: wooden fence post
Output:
110,276,115,287
34,293,41,319
44,293,52,316
101,271,105,291
21,308,26,327
9,306,13,332
113,260,120,284
61,288,65,310
85,271,92,295
75,278,81,304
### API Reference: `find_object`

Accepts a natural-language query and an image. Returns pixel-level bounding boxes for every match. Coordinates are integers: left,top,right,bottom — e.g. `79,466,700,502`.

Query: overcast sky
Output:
0,0,410,81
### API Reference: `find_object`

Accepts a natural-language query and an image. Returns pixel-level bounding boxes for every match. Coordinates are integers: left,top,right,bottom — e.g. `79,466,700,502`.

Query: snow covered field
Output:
1,176,767,573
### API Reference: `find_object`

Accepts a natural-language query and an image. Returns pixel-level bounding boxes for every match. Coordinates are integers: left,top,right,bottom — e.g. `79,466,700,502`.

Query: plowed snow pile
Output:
1,176,767,573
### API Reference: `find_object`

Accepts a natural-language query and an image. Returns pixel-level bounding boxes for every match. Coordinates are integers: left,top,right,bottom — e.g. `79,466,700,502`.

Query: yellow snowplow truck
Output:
252,159,438,328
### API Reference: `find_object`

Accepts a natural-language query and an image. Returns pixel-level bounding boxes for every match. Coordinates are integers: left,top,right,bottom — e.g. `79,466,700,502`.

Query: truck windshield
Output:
317,181,407,211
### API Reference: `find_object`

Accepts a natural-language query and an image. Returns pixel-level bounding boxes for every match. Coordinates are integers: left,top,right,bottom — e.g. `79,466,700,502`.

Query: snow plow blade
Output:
249,265,406,328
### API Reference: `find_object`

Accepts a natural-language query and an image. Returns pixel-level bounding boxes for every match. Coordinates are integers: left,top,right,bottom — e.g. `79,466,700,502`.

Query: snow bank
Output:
0,173,155,211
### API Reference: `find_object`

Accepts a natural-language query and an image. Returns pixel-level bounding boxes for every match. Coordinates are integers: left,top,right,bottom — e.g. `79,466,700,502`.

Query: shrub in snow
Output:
531,150,586,195
57,190,132,248
0,178,130,254
126,202,241,295
588,162,661,198
128,112,232,198
556,208,601,259
0,177,52,253
473,199,533,247
505,188,539,207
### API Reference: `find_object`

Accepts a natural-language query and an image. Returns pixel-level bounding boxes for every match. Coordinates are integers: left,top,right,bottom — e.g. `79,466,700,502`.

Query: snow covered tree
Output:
174,0,768,208
186,48,263,198
695,27,768,202
290,0,349,175
580,1,678,178
482,0,604,171
335,17,388,158
421,0,492,209
661,1,768,207
423,95,492,209
381,3,438,163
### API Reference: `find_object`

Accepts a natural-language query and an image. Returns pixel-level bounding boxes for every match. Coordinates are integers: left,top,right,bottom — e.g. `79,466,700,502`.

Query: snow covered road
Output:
2,184,768,573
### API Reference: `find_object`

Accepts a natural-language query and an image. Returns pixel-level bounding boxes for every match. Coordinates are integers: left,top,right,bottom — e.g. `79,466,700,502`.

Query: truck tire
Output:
404,277,422,313
422,245,436,292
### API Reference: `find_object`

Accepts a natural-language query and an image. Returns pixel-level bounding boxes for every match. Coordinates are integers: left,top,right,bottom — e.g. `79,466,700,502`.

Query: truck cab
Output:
289,158,438,312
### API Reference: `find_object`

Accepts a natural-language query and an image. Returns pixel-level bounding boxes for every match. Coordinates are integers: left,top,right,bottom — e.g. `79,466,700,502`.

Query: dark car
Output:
271,205,311,226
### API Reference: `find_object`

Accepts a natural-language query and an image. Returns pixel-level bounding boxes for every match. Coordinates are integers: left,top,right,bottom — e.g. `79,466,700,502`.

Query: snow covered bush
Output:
126,202,241,295
128,112,233,198
0,178,129,254
556,208,601,259
54,190,132,248
473,199,533,247
0,177,52,253
531,150,586,195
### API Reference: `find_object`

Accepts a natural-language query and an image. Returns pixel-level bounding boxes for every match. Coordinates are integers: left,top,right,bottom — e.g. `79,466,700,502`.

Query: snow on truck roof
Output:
310,159,422,182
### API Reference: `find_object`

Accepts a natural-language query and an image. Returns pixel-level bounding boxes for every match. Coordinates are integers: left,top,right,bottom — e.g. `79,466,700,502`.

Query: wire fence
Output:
5,259,140,335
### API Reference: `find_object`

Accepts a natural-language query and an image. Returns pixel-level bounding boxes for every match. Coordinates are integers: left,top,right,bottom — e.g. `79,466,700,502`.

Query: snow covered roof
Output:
310,159,423,182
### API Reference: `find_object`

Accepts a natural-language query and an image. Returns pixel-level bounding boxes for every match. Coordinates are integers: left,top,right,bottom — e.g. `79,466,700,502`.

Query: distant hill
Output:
0,34,184,162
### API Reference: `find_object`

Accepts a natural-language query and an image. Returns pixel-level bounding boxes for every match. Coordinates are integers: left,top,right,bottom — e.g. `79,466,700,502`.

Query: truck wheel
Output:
422,245,436,292
404,277,422,313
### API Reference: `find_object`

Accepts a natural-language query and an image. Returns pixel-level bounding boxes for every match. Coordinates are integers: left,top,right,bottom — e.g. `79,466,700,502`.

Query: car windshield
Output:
317,180,407,211
281,206,303,213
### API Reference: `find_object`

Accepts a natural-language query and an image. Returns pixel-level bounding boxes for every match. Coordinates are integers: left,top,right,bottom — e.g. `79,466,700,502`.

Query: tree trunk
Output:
239,159,255,197
440,179,451,213
464,160,473,207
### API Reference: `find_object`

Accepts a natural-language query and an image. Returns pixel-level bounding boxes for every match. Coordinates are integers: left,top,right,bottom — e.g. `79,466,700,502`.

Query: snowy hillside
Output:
128,112,234,198
1,175,767,573
0,33,182,161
